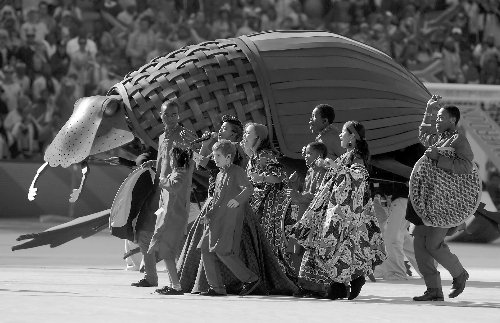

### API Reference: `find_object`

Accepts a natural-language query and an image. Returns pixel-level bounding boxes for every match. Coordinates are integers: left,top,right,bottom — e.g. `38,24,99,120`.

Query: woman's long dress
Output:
293,152,385,288
247,148,297,279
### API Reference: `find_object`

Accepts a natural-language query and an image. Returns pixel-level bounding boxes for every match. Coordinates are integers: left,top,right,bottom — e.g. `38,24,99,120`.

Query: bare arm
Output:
418,96,440,147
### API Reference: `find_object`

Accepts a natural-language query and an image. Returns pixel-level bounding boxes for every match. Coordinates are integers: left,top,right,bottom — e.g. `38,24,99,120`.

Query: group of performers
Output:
125,95,472,301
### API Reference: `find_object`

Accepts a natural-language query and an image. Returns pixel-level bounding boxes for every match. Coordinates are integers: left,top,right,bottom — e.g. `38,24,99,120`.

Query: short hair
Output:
212,139,236,160
443,105,460,125
221,115,243,141
161,99,180,111
307,141,327,159
314,104,335,124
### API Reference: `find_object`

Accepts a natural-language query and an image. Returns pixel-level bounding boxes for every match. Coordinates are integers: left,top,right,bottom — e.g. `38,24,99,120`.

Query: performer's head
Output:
437,105,460,133
309,104,335,135
160,100,180,130
341,121,370,163
212,139,236,168
304,141,327,167
242,123,271,155
218,115,244,142
170,146,192,169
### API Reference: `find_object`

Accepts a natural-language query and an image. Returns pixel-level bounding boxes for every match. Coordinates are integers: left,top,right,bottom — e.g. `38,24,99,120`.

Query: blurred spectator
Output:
66,33,97,59
441,36,464,83
3,95,36,158
50,41,70,81
126,16,155,69
261,6,279,31
234,12,255,37
67,36,95,97
0,6,20,36
174,0,201,18
14,62,30,95
287,0,308,29
32,63,56,102
211,5,234,39
53,0,82,22
191,12,212,41
0,28,14,68
0,64,21,112
352,22,371,44
20,7,49,43
146,39,171,62
15,29,37,74
55,73,79,123
38,1,56,33
371,23,391,55
102,0,122,17
94,63,120,96
164,24,203,51
117,3,137,28
474,35,500,84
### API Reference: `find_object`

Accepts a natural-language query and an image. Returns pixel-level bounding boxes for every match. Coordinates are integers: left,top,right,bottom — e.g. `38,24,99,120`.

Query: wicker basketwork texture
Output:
409,148,482,228
113,39,267,149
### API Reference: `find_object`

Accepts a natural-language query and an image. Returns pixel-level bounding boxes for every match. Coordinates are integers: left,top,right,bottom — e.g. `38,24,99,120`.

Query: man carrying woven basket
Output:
406,95,476,301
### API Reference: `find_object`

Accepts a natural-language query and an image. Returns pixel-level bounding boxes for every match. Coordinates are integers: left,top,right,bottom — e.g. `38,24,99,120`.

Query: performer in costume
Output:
243,122,297,279
292,121,385,300
289,142,329,220
408,96,473,301
177,116,298,295
309,104,343,160
149,147,193,295
131,100,195,290
287,141,329,284
199,140,260,296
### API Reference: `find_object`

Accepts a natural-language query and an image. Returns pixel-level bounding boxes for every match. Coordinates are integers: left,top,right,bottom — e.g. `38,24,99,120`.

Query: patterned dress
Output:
248,148,297,279
293,151,385,287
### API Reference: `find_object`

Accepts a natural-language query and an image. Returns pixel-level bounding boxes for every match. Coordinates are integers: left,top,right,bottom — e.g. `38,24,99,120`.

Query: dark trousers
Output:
413,225,464,288
137,230,158,285
200,236,257,294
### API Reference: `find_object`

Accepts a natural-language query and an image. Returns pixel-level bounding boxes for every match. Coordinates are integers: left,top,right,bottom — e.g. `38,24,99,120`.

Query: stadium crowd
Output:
0,0,499,162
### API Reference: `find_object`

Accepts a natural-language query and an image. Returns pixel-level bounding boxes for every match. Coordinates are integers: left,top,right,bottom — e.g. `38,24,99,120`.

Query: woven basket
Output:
111,39,268,150
110,31,430,156
409,147,482,228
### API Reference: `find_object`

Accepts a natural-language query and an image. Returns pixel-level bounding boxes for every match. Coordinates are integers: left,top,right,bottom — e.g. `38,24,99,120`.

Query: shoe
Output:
200,288,226,296
131,278,158,287
413,288,444,301
348,276,366,300
155,286,184,295
155,286,169,294
239,278,260,296
327,282,348,300
449,270,469,298
293,288,309,298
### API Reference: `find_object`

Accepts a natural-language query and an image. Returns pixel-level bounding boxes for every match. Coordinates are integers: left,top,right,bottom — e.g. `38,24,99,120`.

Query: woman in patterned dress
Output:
242,123,297,279
292,121,385,300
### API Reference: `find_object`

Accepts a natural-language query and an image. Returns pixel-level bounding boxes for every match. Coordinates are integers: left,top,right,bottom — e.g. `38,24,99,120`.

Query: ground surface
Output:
1,218,500,323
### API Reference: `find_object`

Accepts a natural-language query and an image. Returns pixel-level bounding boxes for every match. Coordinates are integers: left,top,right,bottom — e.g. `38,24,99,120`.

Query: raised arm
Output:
418,95,440,147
